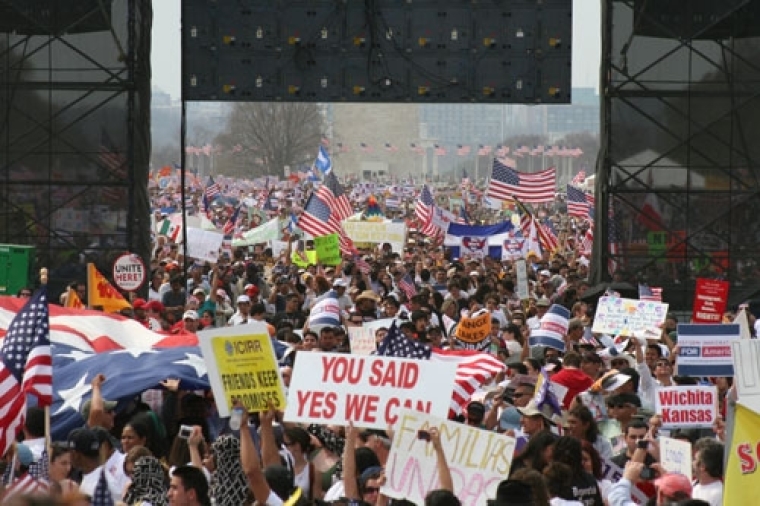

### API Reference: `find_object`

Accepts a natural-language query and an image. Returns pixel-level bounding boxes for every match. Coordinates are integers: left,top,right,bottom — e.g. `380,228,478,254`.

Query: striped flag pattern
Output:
487,160,556,203
376,322,506,416
204,176,221,201
638,284,663,302
0,287,52,458
415,185,439,236
567,184,590,219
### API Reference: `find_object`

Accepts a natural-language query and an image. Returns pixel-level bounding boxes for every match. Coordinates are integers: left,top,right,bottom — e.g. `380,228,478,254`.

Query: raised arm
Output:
429,428,453,493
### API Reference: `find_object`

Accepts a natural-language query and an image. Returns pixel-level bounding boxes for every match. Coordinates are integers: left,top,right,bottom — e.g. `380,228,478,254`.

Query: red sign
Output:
692,278,730,323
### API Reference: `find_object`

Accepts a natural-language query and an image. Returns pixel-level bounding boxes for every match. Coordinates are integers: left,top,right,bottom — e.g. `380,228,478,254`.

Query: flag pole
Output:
39,267,52,458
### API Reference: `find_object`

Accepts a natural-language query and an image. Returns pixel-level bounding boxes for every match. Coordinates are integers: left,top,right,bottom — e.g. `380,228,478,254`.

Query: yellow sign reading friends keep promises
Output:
198,323,286,417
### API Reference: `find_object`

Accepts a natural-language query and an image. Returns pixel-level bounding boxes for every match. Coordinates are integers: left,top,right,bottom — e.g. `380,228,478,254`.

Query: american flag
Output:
579,226,594,256
222,206,241,236
91,468,114,506
353,255,372,275
360,142,373,153
571,170,587,185
0,287,52,458
398,274,417,300
477,145,492,156
567,184,590,219
298,194,355,254
28,447,49,482
434,144,447,156
317,173,352,222
376,323,506,416
298,194,334,237
415,185,439,236
204,176,221,201
384,143,398,153
495,145,510,158
638,284,663,302
486,160,556,203
409,143,425,155
457,144,471,156
2,473,49,500
99,129,128,180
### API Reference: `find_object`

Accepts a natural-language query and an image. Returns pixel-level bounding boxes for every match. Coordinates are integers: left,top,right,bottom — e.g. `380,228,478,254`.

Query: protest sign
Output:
591,296,668,337
459,236,489,260
381,409,516,506
731,340,760,416
314,233,341,265
453,311,491,349
348,327,377,355
691,278,729,323
231,218,280,247
659,436,692,481
724,404,760,504
284,353,457,430
655,385,718,429
291,249,317,268
676,323,739,377
342,220,406,252
600,458,649,504
186,227,224,263
514,259,529,300
198,323,285,417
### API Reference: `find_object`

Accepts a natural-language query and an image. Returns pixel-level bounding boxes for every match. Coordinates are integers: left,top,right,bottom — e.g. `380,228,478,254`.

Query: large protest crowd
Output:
0,166,746,506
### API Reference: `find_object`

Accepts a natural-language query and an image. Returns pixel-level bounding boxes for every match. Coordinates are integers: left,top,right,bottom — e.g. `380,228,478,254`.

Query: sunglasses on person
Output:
608,403,636,409
513,392,531,398
363,487,380,494
656,361,672,367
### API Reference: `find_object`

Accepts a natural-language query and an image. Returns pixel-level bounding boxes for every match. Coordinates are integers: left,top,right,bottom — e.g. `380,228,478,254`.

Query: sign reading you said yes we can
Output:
592,296,668,337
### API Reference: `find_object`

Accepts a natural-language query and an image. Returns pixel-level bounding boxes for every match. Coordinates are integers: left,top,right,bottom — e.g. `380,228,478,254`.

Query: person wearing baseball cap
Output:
67,427,103,498
608,460,692,505
228,295,252,325
180,310,199,332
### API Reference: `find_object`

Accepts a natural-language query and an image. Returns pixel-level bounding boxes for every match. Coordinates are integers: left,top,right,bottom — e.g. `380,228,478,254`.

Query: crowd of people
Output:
0,173,741,506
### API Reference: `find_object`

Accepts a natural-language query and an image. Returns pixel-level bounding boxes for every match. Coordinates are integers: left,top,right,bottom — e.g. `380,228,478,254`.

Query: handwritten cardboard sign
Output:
283,353,457,430
348,327,377,355
314,233,341,265
382,409,516,506
591,296,668,337
655,385,718,429
659,436,692,481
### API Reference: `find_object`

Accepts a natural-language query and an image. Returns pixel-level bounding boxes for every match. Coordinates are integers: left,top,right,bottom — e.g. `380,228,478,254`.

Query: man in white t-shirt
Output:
692,442,724,506
67,427,103,498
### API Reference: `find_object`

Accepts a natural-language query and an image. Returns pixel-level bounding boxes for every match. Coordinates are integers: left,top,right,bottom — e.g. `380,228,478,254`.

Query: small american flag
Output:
639,284,663,302
0,287,52,458
477,144,492,156
204,176,221,200
353,255,372,275
2,473,49,500
434,144,447,156
398,274,417,300
376,323,506,416
457,144,471,156
91,468,114,506
571,170,587,185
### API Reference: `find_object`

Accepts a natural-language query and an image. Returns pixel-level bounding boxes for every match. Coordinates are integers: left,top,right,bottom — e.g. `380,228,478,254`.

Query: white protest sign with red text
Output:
691,278,729,323
112,253,146,292
284,353,457,430
382,409,516,506
655,385,718,429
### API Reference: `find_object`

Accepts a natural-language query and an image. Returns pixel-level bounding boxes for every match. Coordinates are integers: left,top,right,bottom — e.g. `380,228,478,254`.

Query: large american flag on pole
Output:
415,185,439,236
298,192,356,254
487,160,556,203
0,287,52,458
376,323,505,416
567,184,590,219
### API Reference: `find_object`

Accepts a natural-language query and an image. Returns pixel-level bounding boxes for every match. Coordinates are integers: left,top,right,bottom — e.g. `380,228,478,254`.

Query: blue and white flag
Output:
314,145,332,175
529,304,570,352
307,291,342,333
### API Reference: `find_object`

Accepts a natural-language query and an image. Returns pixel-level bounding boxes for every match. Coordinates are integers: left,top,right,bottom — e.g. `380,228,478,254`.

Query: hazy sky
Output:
151,0,600,99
